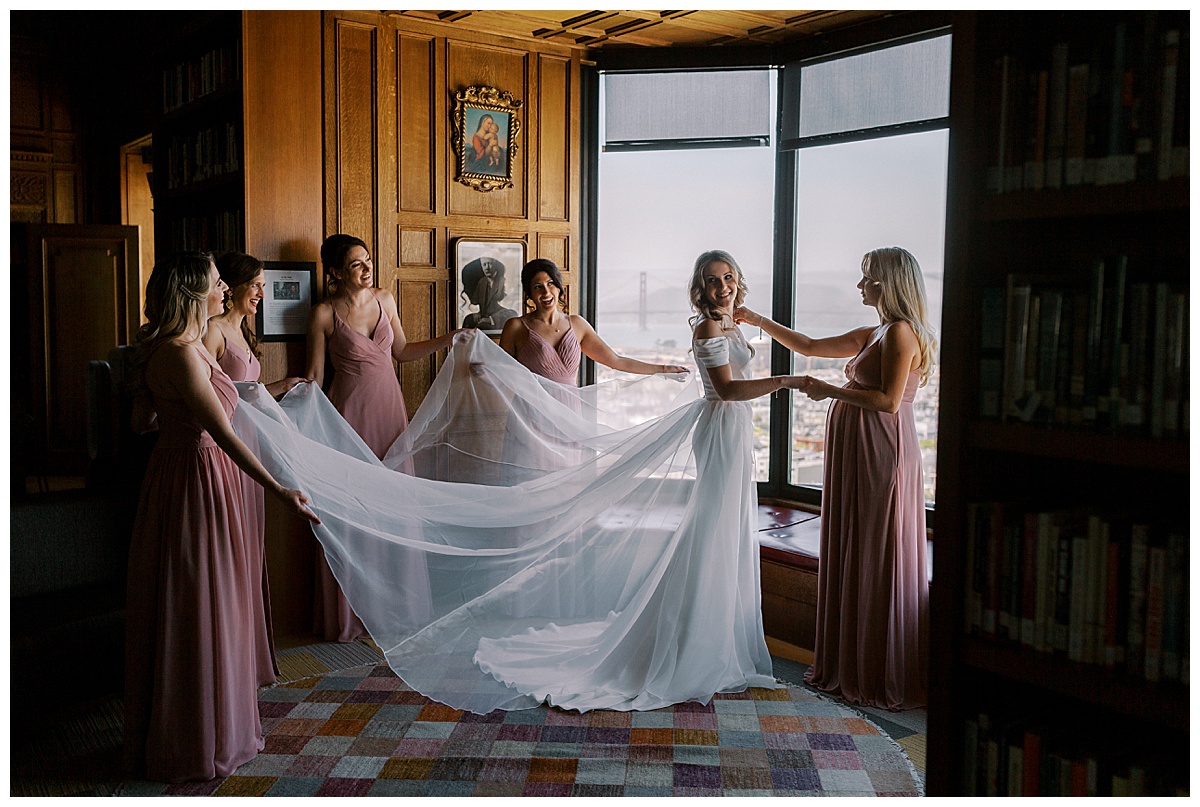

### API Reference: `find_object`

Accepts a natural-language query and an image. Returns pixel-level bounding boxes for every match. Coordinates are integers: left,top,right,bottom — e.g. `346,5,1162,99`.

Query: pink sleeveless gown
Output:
124,344,264,782
216,335,279,684
515,318,581,386
804,322,929,711
315,300,409,642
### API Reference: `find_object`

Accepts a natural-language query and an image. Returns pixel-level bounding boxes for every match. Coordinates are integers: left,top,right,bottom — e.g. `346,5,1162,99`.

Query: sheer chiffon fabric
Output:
231,331,777,714
215,337,279,684
803,323,929,711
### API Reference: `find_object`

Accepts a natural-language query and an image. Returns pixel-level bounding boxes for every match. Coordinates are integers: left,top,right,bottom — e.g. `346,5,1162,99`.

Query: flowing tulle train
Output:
231,333,777,714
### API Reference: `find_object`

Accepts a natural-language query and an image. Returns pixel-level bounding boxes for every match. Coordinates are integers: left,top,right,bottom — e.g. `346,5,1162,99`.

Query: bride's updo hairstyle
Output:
520,258,568,313
688,249,748,328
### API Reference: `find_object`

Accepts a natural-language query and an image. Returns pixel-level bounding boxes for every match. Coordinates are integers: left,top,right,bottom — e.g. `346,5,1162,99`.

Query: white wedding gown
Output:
231,330,777,713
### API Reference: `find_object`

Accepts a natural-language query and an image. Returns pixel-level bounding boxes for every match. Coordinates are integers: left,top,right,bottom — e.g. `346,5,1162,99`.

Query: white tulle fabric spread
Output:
231,331,778,714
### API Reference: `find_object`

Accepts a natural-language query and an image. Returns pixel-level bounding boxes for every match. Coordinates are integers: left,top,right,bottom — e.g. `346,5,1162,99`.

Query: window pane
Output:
596,73,777,481
791,129,946,504
605,69,772,145
798,34,951,138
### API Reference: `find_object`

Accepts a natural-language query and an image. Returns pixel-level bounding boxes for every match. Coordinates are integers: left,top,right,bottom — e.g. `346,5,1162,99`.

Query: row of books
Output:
169,209,244,255
979,258,1189,440
985,14,1189,194
963,502,1189,685
964,703,1188,795
161,44,242,113
162,123,242,191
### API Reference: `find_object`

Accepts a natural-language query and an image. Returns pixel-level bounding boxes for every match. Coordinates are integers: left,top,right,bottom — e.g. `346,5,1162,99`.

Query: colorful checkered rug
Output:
117,660,922,797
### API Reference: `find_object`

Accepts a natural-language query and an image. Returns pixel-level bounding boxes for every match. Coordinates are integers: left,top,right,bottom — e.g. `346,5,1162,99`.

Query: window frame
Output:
766,26,951,512
584,14,953,518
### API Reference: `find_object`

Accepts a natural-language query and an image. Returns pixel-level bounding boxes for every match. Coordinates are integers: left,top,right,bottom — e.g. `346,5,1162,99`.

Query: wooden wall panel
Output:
537,55,570,222
399,227,436,266
397,35,436,214
326,13,582,409
446,41,529,219
327,18,380,249
536,233,569,272
397,278,442,411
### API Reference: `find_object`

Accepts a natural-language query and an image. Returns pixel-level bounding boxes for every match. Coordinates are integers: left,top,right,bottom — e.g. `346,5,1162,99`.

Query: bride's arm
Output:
694,319,806,401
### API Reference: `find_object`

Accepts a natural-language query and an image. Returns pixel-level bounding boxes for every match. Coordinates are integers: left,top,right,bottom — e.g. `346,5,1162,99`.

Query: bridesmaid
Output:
499,258,687,385
736,246,935,711
305,233,463,642
124,252,319,782
202,251,308,685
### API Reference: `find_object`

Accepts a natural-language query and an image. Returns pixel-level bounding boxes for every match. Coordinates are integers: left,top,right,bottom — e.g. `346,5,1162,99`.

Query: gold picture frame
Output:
452,85,522,192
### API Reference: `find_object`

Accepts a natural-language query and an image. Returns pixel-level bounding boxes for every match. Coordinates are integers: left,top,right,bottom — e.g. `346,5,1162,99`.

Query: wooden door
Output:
25,224,140,475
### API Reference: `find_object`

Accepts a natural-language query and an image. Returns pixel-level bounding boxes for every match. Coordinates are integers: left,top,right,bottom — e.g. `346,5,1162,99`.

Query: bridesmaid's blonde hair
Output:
688,249,748,329
135,251,215,358
862,247,938,387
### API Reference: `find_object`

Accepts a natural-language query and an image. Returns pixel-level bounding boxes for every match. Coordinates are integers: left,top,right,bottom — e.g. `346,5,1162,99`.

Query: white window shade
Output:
604,70,771,149
798,34,951,138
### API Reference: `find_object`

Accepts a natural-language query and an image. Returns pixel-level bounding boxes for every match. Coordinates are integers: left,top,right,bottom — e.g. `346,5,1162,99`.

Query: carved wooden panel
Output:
397,35,437,214
399,227,435,266
26,225,139,474
537,55,570,222
446,41,528,219
328,18,380,250
536,233,569,272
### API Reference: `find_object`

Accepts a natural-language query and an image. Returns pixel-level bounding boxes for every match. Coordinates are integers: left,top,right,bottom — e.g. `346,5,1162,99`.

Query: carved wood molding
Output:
11,150,53,164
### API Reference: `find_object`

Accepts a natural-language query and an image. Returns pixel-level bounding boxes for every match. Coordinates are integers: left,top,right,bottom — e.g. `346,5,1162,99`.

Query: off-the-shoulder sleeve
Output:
693,337,730,368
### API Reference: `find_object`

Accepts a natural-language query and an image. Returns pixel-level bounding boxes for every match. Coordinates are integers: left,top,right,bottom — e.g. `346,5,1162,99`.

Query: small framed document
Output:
256,261,317,342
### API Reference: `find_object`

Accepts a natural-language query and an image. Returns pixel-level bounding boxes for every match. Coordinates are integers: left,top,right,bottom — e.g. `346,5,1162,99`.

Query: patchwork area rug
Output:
117,661,923,797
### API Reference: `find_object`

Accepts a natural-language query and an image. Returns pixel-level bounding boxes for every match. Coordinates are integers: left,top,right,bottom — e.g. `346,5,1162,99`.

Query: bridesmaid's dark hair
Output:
320,234,369,298
215,251,265,359
520,258,568,313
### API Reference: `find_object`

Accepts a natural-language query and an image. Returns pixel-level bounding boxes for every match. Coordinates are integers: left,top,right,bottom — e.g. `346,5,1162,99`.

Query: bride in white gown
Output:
230,249,807,714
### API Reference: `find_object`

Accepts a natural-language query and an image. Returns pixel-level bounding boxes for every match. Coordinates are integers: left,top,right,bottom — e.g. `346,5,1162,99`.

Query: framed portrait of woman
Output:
452,85,522,192
454,239,525,335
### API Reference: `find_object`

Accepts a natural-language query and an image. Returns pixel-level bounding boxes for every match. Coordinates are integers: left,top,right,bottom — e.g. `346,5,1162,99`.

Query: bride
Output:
231,250,807,713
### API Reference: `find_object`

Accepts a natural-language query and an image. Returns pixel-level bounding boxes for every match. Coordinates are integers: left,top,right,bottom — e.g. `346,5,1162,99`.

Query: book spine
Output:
1025,69,1049,190
1103,525,1123,668
1143,543,1166,681
1149,282,1170,438
1022,727,1042,796
1036,289,1063,423
1126,523,1150,674
1064,62,1090,186
1035,513,1058,653
1157,29,1180,180
1020,512,1038,647
1082,260,1106,429
1003,278,1032,421
1045,42,1070,189
1068,530,1088,661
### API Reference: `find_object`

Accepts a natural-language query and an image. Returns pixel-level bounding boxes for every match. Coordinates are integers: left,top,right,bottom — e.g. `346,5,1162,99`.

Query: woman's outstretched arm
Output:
734,306,872,359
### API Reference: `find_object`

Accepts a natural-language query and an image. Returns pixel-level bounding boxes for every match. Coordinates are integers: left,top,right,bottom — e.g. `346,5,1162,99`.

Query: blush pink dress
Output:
123,344,264,782
216,334,279,685
804,322,929,711
515,318,580,386
314,300,409,642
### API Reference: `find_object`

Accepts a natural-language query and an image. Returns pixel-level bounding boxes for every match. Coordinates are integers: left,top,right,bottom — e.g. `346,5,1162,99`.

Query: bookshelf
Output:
930,11,1189,797
152,11,245,255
